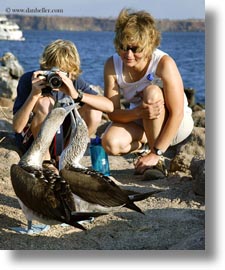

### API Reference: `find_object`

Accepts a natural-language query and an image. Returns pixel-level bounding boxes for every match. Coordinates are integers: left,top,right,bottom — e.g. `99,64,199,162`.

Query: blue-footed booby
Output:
10,101,106,234
59,99,159,214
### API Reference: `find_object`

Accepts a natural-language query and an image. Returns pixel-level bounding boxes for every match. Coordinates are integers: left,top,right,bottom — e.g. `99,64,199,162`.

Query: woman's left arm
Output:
154,55,184,151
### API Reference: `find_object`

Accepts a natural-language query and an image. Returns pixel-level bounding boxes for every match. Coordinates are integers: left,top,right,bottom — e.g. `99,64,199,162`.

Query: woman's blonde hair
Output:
114,9,161,57
39,39,82,80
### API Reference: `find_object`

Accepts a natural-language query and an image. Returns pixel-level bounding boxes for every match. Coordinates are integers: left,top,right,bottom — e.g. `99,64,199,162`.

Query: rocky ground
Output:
0,99,205,250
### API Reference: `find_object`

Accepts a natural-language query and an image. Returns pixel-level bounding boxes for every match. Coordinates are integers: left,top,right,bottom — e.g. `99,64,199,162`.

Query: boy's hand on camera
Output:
57,71,78,98
31,71,47,96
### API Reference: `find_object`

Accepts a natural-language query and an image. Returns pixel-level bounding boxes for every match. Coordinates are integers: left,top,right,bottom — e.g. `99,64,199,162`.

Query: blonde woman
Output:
102,9,194,179
13,39,113,171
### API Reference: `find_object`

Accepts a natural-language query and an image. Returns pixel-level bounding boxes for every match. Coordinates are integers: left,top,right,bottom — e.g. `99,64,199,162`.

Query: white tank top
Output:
113,49,191,113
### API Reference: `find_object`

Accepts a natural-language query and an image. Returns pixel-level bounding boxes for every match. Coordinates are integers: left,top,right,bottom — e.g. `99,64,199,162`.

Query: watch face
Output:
154,148,163,156
158,149,163,155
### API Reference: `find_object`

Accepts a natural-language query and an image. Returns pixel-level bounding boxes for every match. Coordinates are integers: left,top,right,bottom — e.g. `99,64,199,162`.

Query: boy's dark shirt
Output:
13,71,97,114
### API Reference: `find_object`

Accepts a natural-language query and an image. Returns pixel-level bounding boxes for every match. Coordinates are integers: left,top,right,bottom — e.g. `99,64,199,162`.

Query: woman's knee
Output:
143,85,164,104
102,131,123,155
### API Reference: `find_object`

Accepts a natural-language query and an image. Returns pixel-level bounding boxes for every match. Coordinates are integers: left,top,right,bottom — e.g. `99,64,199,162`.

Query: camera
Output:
38,67,68,95
41,67,64,89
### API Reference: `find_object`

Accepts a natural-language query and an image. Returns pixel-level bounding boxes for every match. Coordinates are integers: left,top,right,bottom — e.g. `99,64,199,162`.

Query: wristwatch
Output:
74,89,83,103
153,147,164,156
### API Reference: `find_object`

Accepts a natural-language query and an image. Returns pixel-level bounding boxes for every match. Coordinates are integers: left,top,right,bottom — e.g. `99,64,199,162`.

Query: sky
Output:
0,0,205,19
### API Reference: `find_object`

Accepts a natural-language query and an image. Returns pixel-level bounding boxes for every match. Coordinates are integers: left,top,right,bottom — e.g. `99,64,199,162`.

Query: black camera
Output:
42,67,63,89
38,67,68,95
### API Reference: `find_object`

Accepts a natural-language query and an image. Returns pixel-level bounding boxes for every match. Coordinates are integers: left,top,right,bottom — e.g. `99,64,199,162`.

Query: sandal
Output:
134,158,168,181
142,158,168,181
42,159,59,175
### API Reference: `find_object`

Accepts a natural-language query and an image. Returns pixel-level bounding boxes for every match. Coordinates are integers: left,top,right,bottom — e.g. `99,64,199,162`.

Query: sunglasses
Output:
119,45,143,53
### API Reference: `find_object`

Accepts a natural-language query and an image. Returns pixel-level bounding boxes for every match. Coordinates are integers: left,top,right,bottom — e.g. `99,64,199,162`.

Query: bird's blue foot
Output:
10,223,50,234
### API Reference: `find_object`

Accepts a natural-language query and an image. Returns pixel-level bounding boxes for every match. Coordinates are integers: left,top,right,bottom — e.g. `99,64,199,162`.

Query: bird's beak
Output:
54,96,77,114
64,102,76,114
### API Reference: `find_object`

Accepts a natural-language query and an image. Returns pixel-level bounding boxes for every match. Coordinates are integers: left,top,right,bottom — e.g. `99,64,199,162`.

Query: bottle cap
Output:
90,136,101,145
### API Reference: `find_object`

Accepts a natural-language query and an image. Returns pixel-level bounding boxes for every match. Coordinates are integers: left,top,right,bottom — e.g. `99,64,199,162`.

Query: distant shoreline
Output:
7,14,205,32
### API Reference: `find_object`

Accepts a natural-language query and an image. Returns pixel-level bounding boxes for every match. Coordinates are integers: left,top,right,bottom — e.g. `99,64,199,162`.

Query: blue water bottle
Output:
90,136,110,176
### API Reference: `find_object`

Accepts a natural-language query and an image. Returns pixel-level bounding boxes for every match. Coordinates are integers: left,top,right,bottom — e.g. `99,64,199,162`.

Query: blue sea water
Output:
0,30,205,104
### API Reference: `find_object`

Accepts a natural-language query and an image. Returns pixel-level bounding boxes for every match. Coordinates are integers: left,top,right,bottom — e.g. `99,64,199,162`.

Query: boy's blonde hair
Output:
114,9,161,57
39,39,82,80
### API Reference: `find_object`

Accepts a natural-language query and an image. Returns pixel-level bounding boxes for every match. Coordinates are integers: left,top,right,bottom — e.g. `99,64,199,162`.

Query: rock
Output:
190,158,205,196
184,88,205,111
170,127,205,173
0,131,21,154
169,229,205,250
192,103,205,111
0,97,14,108
0,119,13,132
192,110,205,127
184,88,196,108
0,133,20,181
0,52,24,79
0,105,13,132
0,52,24,100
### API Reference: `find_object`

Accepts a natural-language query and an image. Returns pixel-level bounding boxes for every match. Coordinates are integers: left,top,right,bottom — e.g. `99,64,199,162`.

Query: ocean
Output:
0,30,205,104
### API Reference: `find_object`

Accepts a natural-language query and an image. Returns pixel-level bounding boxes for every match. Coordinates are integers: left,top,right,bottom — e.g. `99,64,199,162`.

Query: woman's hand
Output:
137,99,164,120
134,152,160,174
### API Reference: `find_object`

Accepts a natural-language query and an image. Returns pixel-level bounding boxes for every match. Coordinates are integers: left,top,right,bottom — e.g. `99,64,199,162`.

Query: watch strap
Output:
153,147,164,156
74,89,83,103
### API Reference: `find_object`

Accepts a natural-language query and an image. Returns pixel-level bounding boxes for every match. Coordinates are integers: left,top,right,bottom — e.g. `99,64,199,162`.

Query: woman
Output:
102,9,194,178
13,39,113,171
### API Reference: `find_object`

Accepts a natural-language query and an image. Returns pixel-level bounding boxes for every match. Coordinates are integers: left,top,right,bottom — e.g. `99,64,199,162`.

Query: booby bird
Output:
10,101,106,234
59,100,159,214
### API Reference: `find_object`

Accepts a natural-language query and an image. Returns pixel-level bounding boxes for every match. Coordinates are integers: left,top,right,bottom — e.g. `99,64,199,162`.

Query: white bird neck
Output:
59,108,89,170
19,107,69,169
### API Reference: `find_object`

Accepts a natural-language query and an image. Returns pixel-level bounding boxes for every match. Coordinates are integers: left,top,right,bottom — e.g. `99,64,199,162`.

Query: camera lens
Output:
47,74,62,88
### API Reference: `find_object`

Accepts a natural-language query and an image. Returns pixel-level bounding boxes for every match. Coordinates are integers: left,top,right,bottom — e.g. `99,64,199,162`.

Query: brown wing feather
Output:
60,167,129,207
10,164,108,229
11,164,75,222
